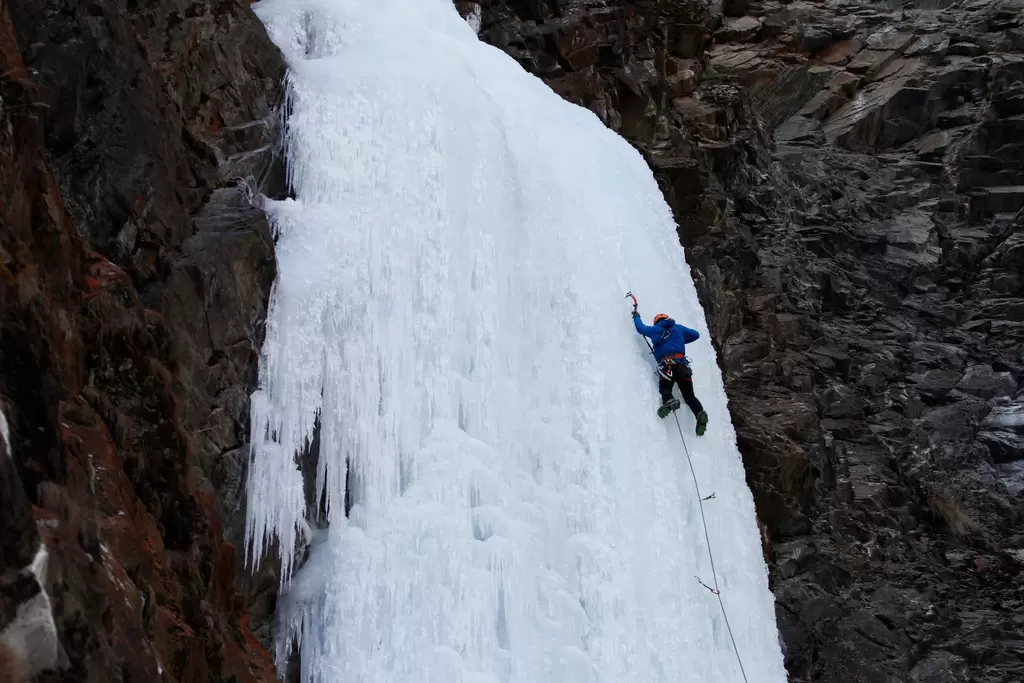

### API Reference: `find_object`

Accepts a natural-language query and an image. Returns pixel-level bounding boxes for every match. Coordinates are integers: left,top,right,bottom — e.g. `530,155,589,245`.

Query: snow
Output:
1,404,9,457
465,3,483,34
0,545,61,678
246,0,787,681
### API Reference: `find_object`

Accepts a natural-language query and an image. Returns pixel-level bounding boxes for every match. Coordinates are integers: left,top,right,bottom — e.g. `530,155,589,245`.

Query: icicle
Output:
245,0,787,680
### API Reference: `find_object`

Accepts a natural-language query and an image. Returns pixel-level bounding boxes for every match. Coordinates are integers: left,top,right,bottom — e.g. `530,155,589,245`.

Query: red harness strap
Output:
657,353,687,379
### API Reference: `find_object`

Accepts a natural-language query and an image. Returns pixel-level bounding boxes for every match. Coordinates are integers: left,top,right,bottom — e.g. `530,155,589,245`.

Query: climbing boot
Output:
657,398,680,419
695,410,709,436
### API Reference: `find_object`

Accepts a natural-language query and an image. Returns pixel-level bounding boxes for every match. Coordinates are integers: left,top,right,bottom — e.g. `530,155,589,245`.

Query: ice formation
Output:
0,545,62,679
1,404,10,457
245,0,786,681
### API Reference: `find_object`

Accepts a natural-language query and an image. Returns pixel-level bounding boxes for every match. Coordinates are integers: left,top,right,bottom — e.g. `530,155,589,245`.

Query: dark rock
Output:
845,49,897,75
909,341,968,371
722,0,748,18
910,650,970,683
978,400,1024,463
670,23,712,59
817,38,864,66
0,0,285,680
936,106,977,129
946,42,984,57
775,540,819,578
160,188,276,545
776,116,824,143
864,30,915,52
716,16,762,43
796,88,845,121
909,369,964,404
916,399,992,445
819,383,867,419
824,80,939,151
905,33,950,57
7,0,286,280
665,57,702,98
917,128,967,161
992,84,1024,117
953,364,1017,400
799,26,834,55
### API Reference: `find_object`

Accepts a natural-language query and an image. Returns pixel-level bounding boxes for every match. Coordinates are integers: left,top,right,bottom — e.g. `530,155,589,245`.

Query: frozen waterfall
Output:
244,0,787,681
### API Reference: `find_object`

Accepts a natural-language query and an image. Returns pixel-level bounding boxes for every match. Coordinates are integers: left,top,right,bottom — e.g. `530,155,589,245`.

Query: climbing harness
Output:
626,291,750,683
657,354,690,381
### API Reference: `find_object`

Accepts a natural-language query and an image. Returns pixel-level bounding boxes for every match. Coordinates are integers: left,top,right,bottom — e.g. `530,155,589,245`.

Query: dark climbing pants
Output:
659,361,704,418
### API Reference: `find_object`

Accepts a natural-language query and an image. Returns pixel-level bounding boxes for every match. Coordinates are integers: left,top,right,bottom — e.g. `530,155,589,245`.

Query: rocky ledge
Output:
0,0,286,680
463,0,1024,680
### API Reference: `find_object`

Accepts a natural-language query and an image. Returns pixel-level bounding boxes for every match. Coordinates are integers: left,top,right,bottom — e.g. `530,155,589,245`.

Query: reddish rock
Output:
815,38,863,66
666,57,701,98
552,22,604,71
0,0,283,680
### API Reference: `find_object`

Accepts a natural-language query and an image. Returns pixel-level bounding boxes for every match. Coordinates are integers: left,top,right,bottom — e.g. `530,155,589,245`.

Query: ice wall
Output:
246,1,786,681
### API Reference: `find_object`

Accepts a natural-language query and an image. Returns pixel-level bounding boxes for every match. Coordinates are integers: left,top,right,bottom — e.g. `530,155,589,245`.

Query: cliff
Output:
0,0,286,680
3,0,1024,680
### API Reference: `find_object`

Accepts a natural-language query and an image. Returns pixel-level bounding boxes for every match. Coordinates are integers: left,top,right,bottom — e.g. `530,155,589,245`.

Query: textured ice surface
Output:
246,0,786,681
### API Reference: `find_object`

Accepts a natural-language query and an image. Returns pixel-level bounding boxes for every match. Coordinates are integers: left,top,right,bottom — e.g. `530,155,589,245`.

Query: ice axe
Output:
626,291,658,370
625,291,638,313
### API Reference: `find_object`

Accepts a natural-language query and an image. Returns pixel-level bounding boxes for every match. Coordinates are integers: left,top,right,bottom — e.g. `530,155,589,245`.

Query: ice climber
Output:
632,310,710,436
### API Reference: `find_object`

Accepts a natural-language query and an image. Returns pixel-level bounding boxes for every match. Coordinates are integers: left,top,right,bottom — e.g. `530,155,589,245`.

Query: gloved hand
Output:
631,310,640,318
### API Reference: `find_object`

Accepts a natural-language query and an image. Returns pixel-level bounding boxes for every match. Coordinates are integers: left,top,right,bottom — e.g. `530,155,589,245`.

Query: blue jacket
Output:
633,316,700,362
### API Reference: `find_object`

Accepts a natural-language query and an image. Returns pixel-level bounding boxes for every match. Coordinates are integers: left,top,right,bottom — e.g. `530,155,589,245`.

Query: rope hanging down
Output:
671,412,749,683
626,292,749,683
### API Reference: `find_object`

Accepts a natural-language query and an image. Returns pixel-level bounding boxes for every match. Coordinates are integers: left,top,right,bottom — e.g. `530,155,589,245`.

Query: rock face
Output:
465,0,1024,680
0,0,285,680
4,0,1023,679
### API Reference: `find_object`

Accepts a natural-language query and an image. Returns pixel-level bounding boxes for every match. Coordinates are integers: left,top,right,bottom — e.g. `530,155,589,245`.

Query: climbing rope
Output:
626,292,749,683
670,411,749,683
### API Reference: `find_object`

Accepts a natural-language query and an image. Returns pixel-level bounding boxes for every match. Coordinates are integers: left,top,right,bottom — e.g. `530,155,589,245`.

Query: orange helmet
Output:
653,313,669,324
